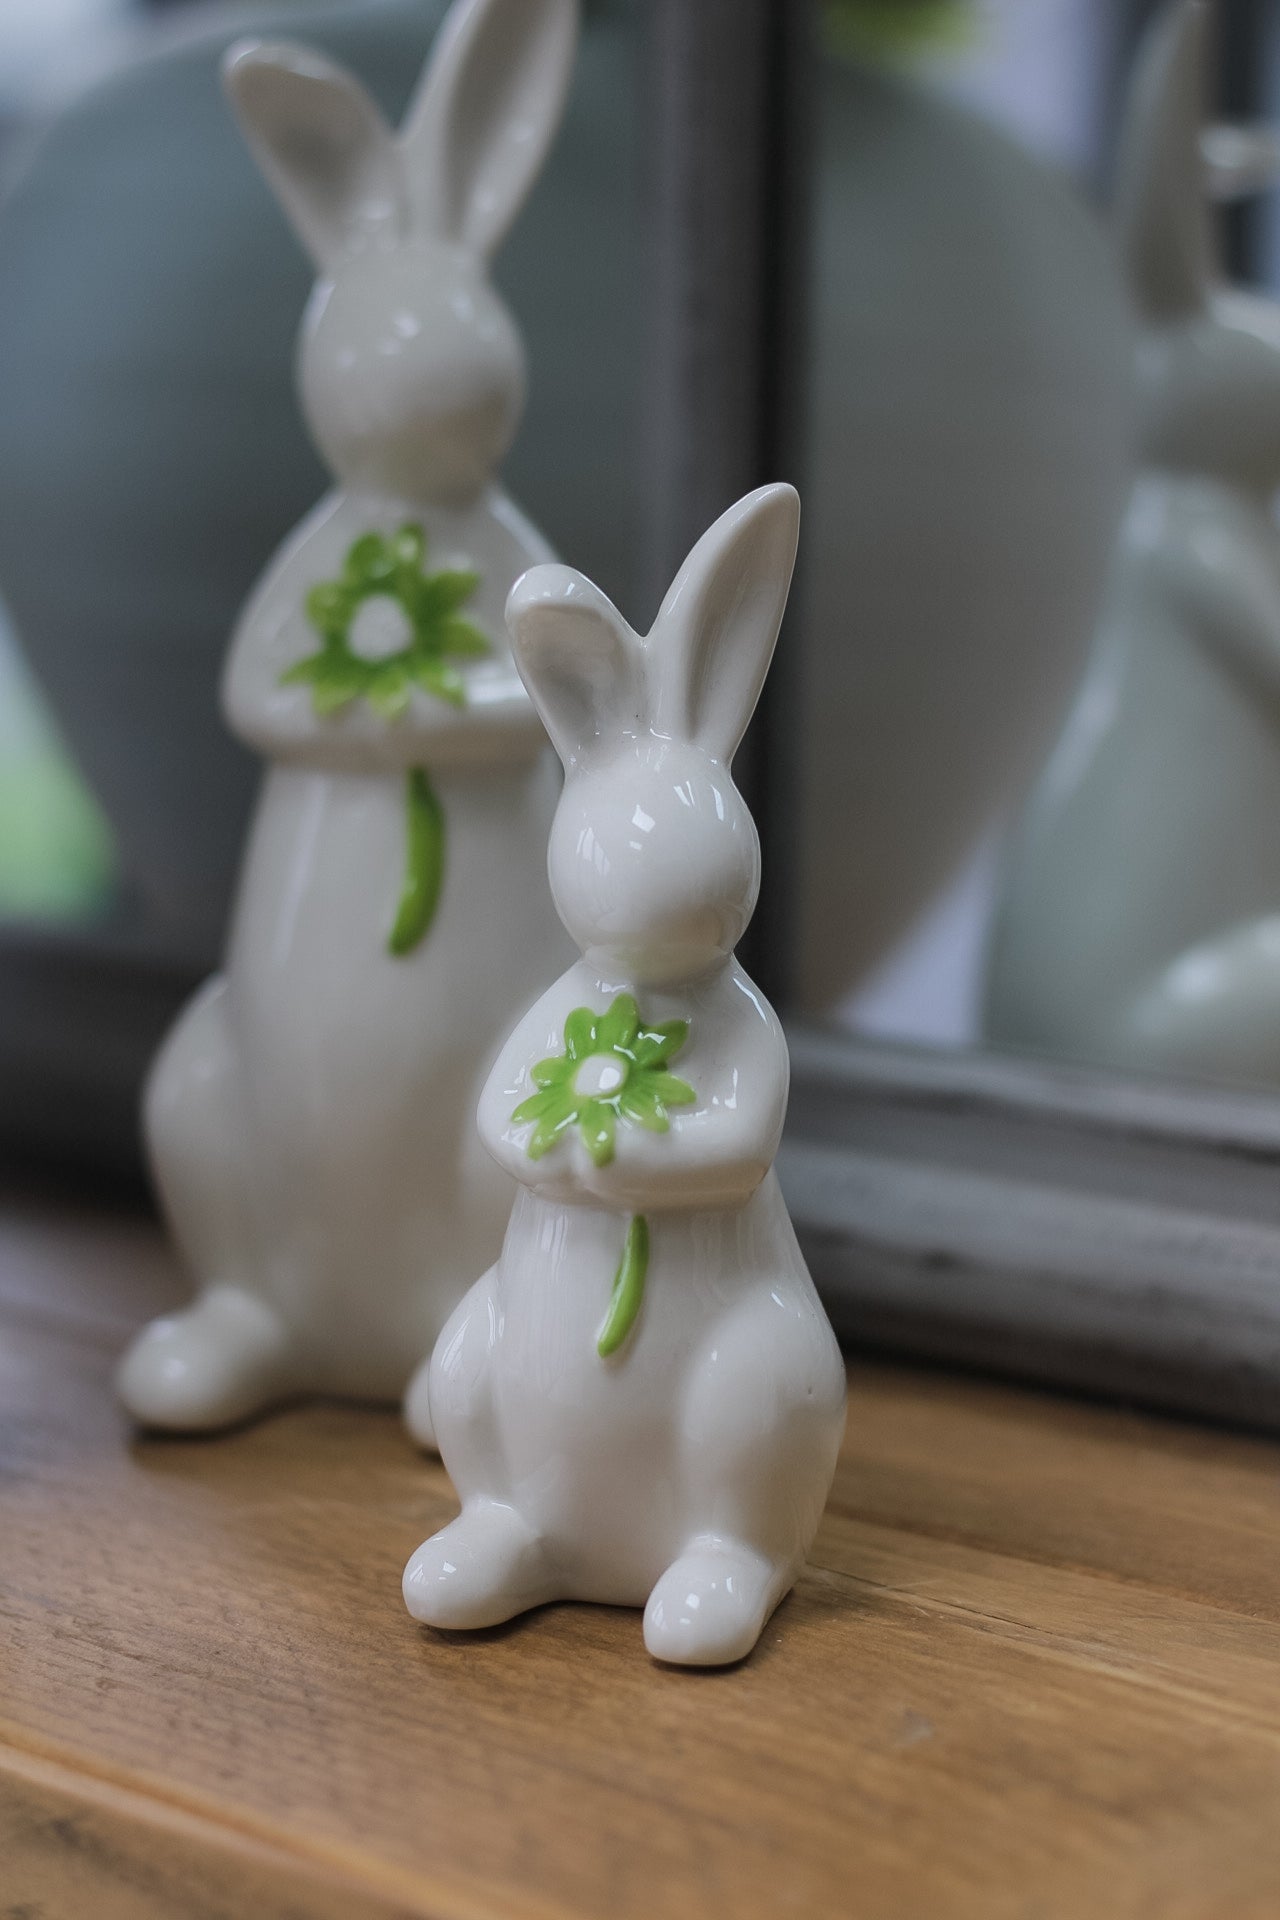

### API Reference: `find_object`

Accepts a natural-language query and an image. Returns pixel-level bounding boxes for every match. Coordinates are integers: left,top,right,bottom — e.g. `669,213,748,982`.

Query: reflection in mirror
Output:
779,0,1280,1432
809,0,1280,1105
796,0,1133,1040
987,0,1280,1095
0,602,115,923
0,2,126,937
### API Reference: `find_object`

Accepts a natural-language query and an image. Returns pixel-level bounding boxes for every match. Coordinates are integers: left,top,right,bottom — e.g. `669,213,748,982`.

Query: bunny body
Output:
416,965,842,1624
403,486,846,1666
118,0,579,1430
986,0,1280,1084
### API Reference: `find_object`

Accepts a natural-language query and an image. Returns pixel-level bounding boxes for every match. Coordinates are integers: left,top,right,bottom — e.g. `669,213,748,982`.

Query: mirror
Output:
802,0,1280,1102
782,0,1280,1430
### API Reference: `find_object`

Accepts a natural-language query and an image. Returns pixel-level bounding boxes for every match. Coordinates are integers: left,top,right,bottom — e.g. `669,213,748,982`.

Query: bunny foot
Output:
116,1285,299,1432
403,1502,555,1630
402,1352,436,1451
643,1538,790,1668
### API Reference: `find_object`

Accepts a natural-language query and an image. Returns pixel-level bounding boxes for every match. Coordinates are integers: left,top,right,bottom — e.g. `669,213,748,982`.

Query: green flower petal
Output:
346,531,394,584
414,658,467,707
278,654,324,687
619,1084,670,1133
284,643,368,689
435,664,467,707
411,570,482,621
598,993,640,1053
512,1087,570,1125
438,617,491,660
645,1071,697,1108
580,1101,616,1167
312,683,360,716
302,652,373,712
531,1055,573,1089
305,581,355,635
631,1020,689,1068
370,689,410,721
408,655,440,692
529,1110,578,1159
366,675,412,720
563,1007,598,1061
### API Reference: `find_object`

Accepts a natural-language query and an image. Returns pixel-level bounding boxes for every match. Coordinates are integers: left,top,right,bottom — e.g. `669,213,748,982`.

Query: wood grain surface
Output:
2,1184,1279,1919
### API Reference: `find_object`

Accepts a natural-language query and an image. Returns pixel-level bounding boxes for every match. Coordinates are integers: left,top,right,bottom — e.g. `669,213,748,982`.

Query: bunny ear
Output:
399,0,578,259
1115,0,1215,318
223,41,406,272
506,565,642,771
651,485,800,766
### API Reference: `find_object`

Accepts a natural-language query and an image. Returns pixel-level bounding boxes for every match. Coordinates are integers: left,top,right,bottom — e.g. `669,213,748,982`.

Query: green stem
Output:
388,767,445,955
597,1214,649,1358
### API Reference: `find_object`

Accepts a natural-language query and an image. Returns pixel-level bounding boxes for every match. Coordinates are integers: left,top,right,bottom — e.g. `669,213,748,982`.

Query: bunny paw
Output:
116,1285,298,1431
644,1539,789,1667
403,1503,555,1630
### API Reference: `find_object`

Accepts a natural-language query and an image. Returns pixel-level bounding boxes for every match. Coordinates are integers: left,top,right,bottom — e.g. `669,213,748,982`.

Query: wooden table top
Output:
3,1181,1280,1919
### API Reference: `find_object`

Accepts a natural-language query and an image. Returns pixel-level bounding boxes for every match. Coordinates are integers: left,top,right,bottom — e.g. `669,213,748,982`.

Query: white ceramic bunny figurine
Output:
402,485,847,1666
985,0,1280,1086
117,0,578,1431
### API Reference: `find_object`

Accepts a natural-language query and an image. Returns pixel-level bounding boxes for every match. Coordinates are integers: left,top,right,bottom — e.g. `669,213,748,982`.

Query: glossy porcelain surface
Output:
402,485,847,1667
985,0,1280,1088
117,0,578,1431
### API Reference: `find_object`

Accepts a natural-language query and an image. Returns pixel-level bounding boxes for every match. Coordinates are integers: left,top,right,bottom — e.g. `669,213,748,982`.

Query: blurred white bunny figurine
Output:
117,0,578,1432
986,0,1280,1085
402,485,847,1667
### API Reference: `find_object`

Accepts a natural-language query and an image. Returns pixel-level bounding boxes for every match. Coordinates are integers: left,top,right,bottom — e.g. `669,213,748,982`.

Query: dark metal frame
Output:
641,0,815,1004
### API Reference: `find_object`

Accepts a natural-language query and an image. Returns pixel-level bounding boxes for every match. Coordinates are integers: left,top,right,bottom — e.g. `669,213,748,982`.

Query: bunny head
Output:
506,486,800,989
1119,0,1280,495
223,0,578,505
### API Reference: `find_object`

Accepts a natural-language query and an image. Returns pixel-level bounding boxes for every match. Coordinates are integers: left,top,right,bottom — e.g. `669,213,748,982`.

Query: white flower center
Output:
573,1053,628,1100
349,594,414,662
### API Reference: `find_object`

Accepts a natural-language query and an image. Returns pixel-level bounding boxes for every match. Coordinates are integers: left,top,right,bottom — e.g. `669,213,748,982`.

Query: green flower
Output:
512,993,697,1169
280,523,489,718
